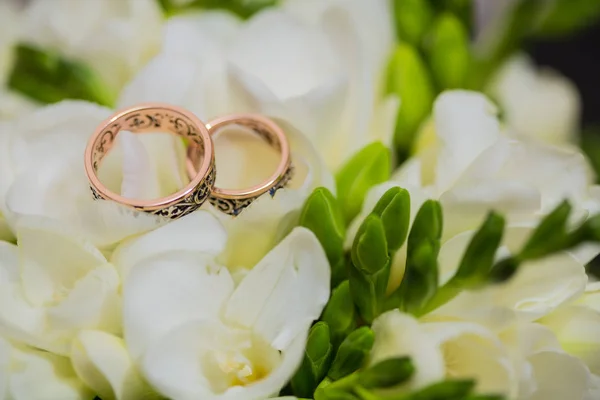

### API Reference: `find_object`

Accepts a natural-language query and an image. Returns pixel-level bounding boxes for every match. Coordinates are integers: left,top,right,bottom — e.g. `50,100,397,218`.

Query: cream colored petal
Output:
6,340,93,400
112,211,227,281
225,228,330,350
433,91,500,193
71,330,160,400
370,310,445,392
541,305,600,374
489,54,581,145
46,265,122,355
123,251,234,359
422,321,517,397
142,319,307,400
528,351,598,400
16,216,107,307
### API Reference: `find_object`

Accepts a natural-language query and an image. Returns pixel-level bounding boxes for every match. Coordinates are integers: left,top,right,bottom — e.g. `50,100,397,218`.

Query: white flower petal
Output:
433,91,500,193
112,211,227,281
528,351,598,400
225,227,330,349
118,131,161,200
142,319,307,400
16,216,107,307
3,338,93,400
123,251,234,359
46,265,121,354
71,330,160,400
370,310,445,392
541,305,600,374
489,54,581,145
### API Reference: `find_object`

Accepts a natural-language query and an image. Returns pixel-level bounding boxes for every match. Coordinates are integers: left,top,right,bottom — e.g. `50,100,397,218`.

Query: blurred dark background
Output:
529,23,600,126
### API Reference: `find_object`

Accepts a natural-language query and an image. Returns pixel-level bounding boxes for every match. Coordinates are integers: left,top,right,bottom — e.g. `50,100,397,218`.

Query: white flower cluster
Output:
0,0,597,399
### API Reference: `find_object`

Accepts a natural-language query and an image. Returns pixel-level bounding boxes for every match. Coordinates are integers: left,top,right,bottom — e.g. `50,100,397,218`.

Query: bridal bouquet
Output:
1,0,600,399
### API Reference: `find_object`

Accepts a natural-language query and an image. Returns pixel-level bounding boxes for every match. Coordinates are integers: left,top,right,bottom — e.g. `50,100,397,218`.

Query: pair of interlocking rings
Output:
84,103,292,220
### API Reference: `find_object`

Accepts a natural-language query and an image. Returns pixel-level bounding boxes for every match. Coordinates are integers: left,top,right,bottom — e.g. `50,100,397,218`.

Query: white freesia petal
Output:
16,216,107,307
528,351,599,400
578,282,600,313
118,131,161,200
46,265,121,349
1,337,93,400
489,54,581,145
142,319,308,400
112,211,227,280
433,91,500,193
422,321,516,396
124,251,234,359
225,227,330,349
541,306,600,374
370,311,445,391
229,10,342,101
71,330,160,400
0,241,45,346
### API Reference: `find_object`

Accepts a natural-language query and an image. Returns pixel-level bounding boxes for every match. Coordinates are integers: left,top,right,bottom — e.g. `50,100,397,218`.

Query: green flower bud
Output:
489,256,520,283
300,187,346,284
336,142,391,223
321,281,356,348
408,379,475,399
371,187,411,252
351,215,389,275
328,327,374,381
519,200,571,260
158,0,276,19
423,212,504,314
426,13,471,89
348,265,390,324
535,0,600,37
8,44,115,107
358,357,414,389
291,322,333,397
392,0,433,45
389,200,442,313
386,44,435,160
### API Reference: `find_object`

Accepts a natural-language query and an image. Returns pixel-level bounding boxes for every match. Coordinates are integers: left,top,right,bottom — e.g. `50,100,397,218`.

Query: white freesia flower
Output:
19,0,163,95
371,310,518,397
120,1,398,171
79,210,329,400
0,335,93,400
489,54,581,145
0,216,121,356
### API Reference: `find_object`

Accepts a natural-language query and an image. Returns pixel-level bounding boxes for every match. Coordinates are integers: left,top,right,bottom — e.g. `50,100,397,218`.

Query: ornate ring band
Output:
199,114,293,216
84,103,216,220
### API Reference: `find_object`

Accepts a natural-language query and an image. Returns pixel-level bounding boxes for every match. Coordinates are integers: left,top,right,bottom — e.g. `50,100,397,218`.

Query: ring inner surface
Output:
91,107,205,173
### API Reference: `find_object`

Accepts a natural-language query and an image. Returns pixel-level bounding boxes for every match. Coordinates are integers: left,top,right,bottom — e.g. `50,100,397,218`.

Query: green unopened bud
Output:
158,0,276,19
489,256,520,283
408,379,475,400
300,187,346,283
359,357,414,389
386,44,435,160
328,327,374,381
336,142,391,223
8,44,115,107
349,265,389,324
371,187,411,252
352,215,389,275
519,200,571,260
426,13,470,89
392,0,433,45
408,200,443,248
291,322,333,397
423,212,504,314
534,0,600,37
315,388,360,400
322,281,356,348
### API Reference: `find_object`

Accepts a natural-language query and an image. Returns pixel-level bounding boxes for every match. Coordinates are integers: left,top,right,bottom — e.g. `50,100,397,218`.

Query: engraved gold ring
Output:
84,103,216,220
193,114,293,216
